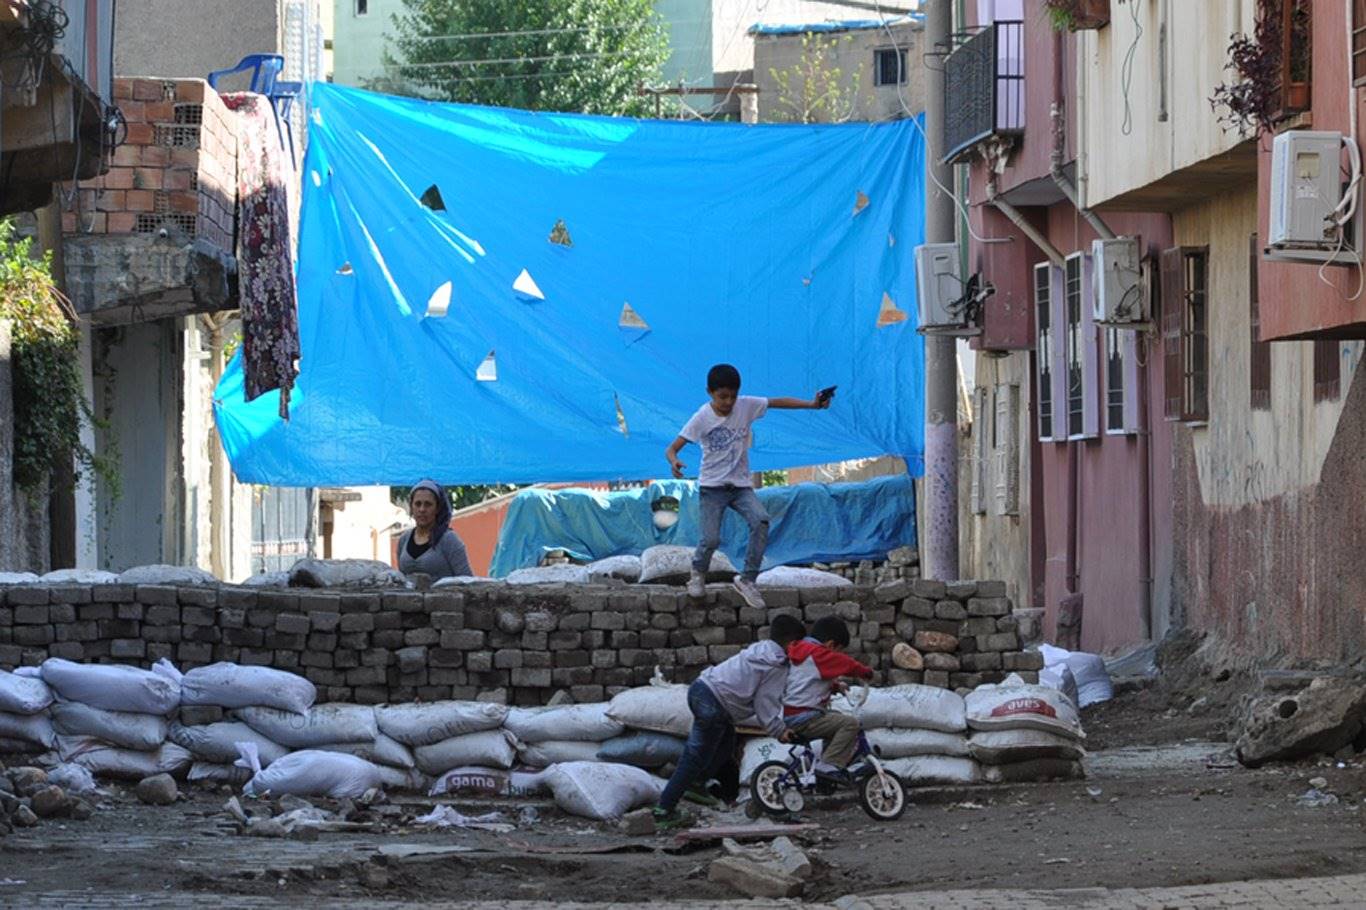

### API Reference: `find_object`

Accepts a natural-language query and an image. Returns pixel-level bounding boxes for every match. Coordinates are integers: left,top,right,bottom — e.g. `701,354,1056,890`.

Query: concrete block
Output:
397,646,428,673
141,623,180,644
834,600,862,622
263,630,302,650
558,612,590,631
935,600,967,621
945,580,978,600
648,592,680,612
441,629,485,650
339,613,375,633
923,669,950,688
1002,650,1044,671
910,579,946,600
465,651,493,672
976,580,1007,597
12,605,48,624
47,642,83,660
182,605,216,626
404,628,440,647
217,588,258,609
865,605,894,624
961,651,1002,672
590,612,625,631
950,672,985,689
494,648,524,669
132,585,175,606
382,592,425,613
708,856,803,899
798,586,840,605
12,625,53,646
888,668,923,686
77,602,113,621
874,579,911,603
430,611,463,630
521,631,548,650
334,649,361,668
900,596,936,619
959,616,997,638
177,642,213,663
301,651,333,668
978,631,1020,652
373,611,402,631
919,618,962,636
372,629,405,648
340,593,380,613
525,611,557,632
922,651,959,672
143,604,179,625
177,587,217,607
894,618,916,640
511,667,551,687
91,584,135,602
967,597,1010,618
425,592,463,612
275,612,310,634
709,645,742,662
360,647,393,667
913,630,958,653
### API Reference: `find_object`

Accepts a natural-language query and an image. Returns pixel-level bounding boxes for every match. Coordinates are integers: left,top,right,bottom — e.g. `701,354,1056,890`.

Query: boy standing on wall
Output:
665,364,832,609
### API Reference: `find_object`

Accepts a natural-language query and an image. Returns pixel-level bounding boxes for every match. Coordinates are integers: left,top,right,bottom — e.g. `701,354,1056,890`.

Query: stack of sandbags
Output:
965,673,1086,782
170,662,316,786
230,702,423,790
601,675,691,771
0,668,56,756
830,684,980,785
375,701,510,785
39,658,190,779
505,703,624,768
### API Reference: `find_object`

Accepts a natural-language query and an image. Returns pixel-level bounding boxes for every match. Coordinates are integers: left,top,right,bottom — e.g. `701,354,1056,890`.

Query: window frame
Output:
355,0,369,16
1034,263,1056,442
874,47,907,87
1064,252,1100,440
1161,246,1210,424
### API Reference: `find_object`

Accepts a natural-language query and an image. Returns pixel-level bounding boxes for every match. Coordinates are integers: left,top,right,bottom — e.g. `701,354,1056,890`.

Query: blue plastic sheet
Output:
488,474,916,577
214,83,926,485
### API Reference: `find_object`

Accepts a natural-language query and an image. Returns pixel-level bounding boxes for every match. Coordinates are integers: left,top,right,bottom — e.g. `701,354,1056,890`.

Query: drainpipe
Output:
1049,29,1115,241
1137,303,1154,640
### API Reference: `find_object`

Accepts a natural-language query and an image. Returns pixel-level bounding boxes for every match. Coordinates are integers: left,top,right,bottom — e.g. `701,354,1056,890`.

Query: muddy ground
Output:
2,690,1364,903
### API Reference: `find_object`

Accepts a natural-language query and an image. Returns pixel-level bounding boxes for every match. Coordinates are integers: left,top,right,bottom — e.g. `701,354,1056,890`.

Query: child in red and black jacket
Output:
783,616,874,783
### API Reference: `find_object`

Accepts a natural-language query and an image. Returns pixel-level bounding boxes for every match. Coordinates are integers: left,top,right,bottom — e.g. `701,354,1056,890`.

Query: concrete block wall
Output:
63,78,236,250
0,580,1041,705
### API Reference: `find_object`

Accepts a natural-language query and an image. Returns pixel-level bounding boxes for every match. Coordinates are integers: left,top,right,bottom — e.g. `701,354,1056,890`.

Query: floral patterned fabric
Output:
221,92,299,420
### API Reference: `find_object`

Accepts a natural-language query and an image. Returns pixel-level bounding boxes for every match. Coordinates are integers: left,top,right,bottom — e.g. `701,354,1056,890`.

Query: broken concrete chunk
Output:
708,855,804,898
617,806,655,837
1236,677,1366,767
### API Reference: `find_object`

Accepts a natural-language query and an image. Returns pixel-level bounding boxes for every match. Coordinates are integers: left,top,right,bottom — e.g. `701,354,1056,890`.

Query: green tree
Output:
381,0,669,115
768,32,867,124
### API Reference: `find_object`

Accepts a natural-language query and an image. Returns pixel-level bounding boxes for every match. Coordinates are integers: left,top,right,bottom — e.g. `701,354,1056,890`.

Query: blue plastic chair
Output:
206,54,284,94
270,80,303,169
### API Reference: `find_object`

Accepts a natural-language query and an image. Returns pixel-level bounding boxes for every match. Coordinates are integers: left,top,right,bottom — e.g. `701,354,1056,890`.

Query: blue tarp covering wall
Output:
214,83,926,485
489,474,916,577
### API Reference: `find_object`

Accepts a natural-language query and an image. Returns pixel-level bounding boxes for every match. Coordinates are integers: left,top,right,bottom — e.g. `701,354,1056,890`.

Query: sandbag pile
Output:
833,684,982,785
965,673,1086,782
0,668,55,755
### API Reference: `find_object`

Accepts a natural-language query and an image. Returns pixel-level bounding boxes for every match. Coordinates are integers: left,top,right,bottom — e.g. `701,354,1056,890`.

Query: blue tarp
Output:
214,83,926,485
749,15,921,35
489,474,916,577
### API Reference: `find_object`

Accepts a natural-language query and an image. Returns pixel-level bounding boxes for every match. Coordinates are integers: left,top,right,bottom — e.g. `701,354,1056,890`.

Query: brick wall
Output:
0,581,1043,706
62,78,236,251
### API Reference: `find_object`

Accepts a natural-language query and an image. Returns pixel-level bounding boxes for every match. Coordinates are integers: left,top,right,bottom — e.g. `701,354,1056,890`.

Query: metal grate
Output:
153,124,200,148
135,213,197,236
174,103,202,125
942,20,1024,164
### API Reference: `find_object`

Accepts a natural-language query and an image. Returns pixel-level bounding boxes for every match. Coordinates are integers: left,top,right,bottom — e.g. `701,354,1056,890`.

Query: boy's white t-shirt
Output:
679,395,768,488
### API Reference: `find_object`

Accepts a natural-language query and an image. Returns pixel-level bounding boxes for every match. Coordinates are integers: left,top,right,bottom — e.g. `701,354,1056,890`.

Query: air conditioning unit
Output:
1269,131,1345,249
1091,237,1145,324
915,242,970,334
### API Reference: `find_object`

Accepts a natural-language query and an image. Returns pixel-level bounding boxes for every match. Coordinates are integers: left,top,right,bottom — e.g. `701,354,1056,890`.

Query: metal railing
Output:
942,20,1024,165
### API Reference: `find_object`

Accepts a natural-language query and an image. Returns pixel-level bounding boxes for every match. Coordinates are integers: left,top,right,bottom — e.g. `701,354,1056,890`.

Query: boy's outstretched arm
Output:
768,394,831,410
665,436,690,479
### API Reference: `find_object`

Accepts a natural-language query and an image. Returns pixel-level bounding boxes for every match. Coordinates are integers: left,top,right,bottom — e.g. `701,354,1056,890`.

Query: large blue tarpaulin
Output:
214,83,926,485
489,475,916,577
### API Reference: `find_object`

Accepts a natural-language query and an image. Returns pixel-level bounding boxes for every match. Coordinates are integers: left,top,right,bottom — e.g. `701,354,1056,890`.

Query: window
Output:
1065,255,1084,436
355,0,369,15
1249,233,1271,410
1314,339,1341,401
1034,263,1055,440
875,48,906,86
1161,247,1209,423
1276,0,1311,116
1063,253,1099,438
1105,328,1125,431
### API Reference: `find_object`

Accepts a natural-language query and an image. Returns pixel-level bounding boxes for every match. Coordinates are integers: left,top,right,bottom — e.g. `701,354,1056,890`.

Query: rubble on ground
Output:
1235,676,1366,767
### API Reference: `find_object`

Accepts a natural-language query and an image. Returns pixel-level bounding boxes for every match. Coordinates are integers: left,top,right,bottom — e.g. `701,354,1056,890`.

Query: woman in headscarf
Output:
396,480,473,580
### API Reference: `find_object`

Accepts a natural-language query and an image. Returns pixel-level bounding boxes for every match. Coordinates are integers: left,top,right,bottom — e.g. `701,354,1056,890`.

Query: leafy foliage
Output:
1210,0,1311,136
380,0,669,115
0,220,117,493
761,470,789,487
767,32,865,124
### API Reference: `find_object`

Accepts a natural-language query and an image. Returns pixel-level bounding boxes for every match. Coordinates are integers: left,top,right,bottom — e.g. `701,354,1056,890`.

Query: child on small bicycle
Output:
783,616,875,787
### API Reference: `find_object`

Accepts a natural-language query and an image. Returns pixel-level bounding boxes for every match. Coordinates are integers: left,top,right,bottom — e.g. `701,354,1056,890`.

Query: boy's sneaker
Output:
817,767,857,789
652,806,693,832
686,570,706,599
733,576,766,609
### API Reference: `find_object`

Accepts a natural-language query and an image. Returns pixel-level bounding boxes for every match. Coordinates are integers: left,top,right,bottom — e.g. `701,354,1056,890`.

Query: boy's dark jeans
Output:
692,485,769,581
658,679,737,812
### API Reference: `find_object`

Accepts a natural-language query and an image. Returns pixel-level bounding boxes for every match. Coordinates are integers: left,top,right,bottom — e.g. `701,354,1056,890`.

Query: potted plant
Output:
1043,0,1111,31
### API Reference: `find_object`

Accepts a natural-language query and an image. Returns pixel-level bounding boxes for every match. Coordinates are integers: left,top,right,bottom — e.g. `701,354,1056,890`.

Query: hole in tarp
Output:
548,218,573,247
513,268,545,301
1278,699,1299,719
476,350,497,382
312,108,323,126
426,281,452,317
337,262,354,275
853,190,870,216
801,276,812,287
877,291,907,328
420,184,447,212
618,302,649,331
888,232,896,248
614,394,629,437
310,170,321,187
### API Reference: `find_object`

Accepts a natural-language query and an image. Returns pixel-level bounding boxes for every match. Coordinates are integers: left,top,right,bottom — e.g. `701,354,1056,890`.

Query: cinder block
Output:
935,600,968,621
339,613,375,633
275,612,311,635
967,597,1011,618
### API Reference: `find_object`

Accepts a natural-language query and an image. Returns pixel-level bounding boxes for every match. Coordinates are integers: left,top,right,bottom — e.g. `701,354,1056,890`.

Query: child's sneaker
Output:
686,570,706,599
652,806,693,831
733,576,766,609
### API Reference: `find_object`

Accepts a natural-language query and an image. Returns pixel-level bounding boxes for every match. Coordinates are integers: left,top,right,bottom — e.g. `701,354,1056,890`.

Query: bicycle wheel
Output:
750,760,794,816
859,770,907,821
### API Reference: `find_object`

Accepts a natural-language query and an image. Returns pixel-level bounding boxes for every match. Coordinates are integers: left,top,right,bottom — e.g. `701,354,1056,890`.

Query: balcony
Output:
942,20,1024,165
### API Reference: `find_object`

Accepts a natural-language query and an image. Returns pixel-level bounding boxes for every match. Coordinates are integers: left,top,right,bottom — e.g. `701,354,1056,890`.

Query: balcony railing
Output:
942,20,1024,165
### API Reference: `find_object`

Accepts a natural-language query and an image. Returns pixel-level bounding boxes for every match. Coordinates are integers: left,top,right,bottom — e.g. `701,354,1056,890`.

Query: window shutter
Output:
1160,247,1184,421
993,382,1020,516
1183,249,1210,423
1033,263,1054,441
971,386,989,514
1050,265,1067,442
1079,254,1101,438
1122,323,1142,433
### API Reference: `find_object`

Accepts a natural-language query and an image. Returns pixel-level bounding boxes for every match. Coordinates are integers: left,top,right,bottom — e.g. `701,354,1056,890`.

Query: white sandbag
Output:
117,564,217,585
188,761,254,785
413,729,518,775
40,569,119,583
0,711,56,749
517,739,603,768
47,762,97,793
740,737,807,784
0,736,48,754
240,571,290,587
542,761,664,820
504,703,624,743
429,766,550,798
237,743,385,798
374,700,507,746
234,704,377,748
40,658,181,715
606,679,692,737
982,758,1085,783
181,663,316,714
831,684,967,734
756,566,853,588
883,755,983,786
288,557,411,589
1039,644,1110,707
313,733,416,769
866,728,970,759
506,565,592,585
1039,661,1079,707
50,700,168,752
596,732,687,769
638,545,736,584
0,572,39,584
968,729,1086,764
431,576,497,587
965,674,1084,740
0,668,53,714
58,737,192,779
168,720,290,766
373,764,429,792
586,555,642,582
